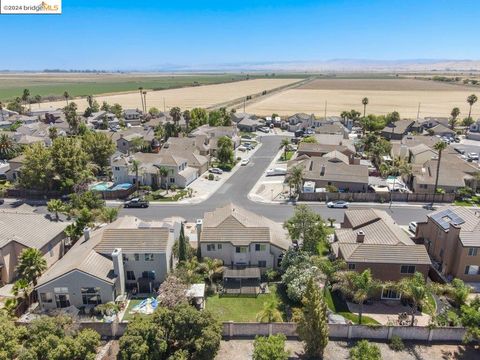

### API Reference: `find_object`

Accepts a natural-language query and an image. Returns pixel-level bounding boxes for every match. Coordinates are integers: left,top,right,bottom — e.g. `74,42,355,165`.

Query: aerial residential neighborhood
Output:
1,2,480,360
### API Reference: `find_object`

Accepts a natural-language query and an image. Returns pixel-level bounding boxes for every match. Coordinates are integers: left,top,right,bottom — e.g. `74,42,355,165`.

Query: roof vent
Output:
356,231,365,243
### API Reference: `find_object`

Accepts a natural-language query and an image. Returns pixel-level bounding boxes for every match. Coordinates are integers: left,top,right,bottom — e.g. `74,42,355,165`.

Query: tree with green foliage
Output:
386,111,400,124
450,107,460,129
82,131,116,174
178,222,187,262
100,101,110,112
99,206,119,223
7,97,25,114
0,314,27,359
67,191,105,211
190,107,208,129
431,140,447,208
170,106,182,127
63,90,70,105
16,248,47,286
281,138,290,160
183,109,191,130
301,135,317,143
253,334,289,360
0,133,18,160
460,297,480,344
216,136,234,166
334,269,381,325
362,97,369,117
48,126,58,141
198,257,224,286
287,165,304,196
467,93,478,120
349,340,381,360
12,278,31,306
47,198,65,221
296,278,329,359
396,272,433,326
158,166,169,192
316,258,346,295
110,103,123,118
256,299,283,323
63,101,80,134
22,88,30,108
19,143,54,191
284,205,327,254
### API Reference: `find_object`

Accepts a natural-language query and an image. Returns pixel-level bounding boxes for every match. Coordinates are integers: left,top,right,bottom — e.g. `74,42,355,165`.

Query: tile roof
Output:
338,243,431,264
94,228,171,254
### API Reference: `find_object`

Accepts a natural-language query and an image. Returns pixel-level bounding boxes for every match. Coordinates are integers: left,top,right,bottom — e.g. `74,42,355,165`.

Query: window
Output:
144,254,154,261
142,271,155,280
114,166,120,171
40,292,53,303
236,246,248,253
134,253,140,261
465,265,480,275
126,271,135,281
468,248,478,256
348,263,356,270
55,294,70,308
217,244,222,250
54,287,68,294
170,177,175,183
255,244,267,252
207,244,215,251
81,287,102,305
400,265,416,274
258,260,267,268
123,254,129,262
381,288,401,300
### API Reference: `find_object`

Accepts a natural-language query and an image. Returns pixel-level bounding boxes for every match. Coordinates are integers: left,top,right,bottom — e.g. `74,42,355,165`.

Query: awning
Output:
223,267,261,279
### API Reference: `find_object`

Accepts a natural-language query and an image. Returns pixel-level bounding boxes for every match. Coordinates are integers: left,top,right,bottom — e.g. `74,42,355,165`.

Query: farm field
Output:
245,78,480,118
30,78,301,111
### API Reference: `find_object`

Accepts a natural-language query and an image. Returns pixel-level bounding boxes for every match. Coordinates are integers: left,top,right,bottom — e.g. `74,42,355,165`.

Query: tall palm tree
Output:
138,87,144,112
396,272,433,326
47,198,64,221
199,257,223,285
158,166,170,192
99,207,119,223
183,109,191,131
170,107,182,127
288,165,304,196
12,279,31,306
450,107,460,129
63,91,70,106
281,138,290,160
467,94,478,120
16,248,47,286
22,88,30,109
0,133,18,160
432,141,447,208
361,97,369,117
334,269,381,324
256,299,283,323
130,159,141,191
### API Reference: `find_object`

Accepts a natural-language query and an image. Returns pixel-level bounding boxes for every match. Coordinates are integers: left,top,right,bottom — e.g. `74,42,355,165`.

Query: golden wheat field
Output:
36,78,300,112
245,79,480,118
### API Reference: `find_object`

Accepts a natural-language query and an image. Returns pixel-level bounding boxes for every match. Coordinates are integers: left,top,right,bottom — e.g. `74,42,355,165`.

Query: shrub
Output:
349,340,381,360
389,335,405,351
208,173,215,180
253,334,289,360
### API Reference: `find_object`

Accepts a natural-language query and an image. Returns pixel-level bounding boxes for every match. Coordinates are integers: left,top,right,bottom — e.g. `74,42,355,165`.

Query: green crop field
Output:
0,73,307,102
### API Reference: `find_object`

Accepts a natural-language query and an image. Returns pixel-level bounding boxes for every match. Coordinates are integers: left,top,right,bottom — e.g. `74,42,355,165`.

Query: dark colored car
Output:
124,198,149,208
0,198,4,205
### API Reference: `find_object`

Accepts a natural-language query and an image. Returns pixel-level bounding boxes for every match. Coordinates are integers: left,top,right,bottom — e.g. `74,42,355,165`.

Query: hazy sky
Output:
0,0,478,70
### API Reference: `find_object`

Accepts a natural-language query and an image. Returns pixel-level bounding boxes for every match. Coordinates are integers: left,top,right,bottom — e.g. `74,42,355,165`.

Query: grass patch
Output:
424,293,437,316
122,299,145,322
206,284,287,322
454,196,480,207
279,150,294,162
144,189,188,202
325,288,379,325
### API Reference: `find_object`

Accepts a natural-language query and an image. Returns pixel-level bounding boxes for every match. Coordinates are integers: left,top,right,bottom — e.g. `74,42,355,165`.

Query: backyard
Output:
325,288,380,325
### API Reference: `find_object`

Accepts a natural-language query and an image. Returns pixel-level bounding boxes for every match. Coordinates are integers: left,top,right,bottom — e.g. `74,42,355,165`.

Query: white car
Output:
327,201,350,208
240,158,250,166
237,145,247,152
209,168,223,175
409,221,417,234
266,168,287,176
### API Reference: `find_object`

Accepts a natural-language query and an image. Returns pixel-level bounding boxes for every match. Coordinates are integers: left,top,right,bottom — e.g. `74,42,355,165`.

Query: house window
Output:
400,265,416,274
207,244,215,251
40,292,53,303
81,287,102,305
465,265,480,275
114,166,120,171
54,287,68,294
217,244,222,250
122,254,128,262
381,288,401,300
236,246,248,253
255,244,267,251
144,254,154,261
468,248,478,256
126,271,136,281
134,253,140,261
55,294,70,308
142,271,155,280
170,178,175,183
258,260,267,268
348,263,356,270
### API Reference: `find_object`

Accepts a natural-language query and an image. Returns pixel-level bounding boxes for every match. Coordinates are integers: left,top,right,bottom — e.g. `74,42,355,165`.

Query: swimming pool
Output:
90,182,133,192
90,182,111,191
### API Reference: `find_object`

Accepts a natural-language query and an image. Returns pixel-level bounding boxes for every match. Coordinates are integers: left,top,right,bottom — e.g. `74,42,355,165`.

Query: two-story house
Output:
198,204,289,271
35,216,180,310
416,206,480,283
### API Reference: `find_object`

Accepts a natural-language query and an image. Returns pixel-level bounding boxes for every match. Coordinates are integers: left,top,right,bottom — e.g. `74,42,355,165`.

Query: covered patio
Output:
222,267,261,296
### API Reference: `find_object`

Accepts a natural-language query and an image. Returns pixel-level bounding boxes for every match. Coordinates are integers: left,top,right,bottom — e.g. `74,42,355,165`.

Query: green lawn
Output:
206,284,287,322
424,293,437,316
122,299,144,322
325,288,380,325
279,150,294,162
454,196,480,207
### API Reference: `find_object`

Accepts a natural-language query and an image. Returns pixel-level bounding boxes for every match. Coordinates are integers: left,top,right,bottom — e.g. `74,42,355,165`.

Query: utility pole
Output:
417,102,421,120
243,98,246,113
324,100,327,120
163,98,166,113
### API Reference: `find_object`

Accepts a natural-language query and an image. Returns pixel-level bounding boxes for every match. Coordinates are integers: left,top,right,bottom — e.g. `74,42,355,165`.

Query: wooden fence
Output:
299,192,456,203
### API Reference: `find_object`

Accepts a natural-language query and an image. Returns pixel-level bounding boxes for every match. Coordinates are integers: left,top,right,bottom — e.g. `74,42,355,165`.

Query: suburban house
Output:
419,117,450,130
314,123,349,138
112,152,198,188
164,135,211,157
5,154,25,182
231,112,256,123
287,155,369,192
190,125,240,153
467,119,480,140
408,144,438,165
332,209,431,298
0,205,69,285
111,127,156,154
198,203,289,271
35,216,180,310
390,135,441,160
428,123,456,137
416,206,480,283
297,141,356,163
86,111,119,129
237,117,263,132
410,151,478,193
287,113,315,131
380,120,415,140
123,109,143,126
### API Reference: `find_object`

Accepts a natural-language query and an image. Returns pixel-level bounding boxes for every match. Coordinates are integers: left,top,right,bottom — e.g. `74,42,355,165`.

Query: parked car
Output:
327,200,349,208
409,221,417,234
0,198,4,205
209,168,223,174
240,158,250,166
258,127,270,133
266,168,287,176
454,147,465,154
124,198,149,208
237,145,247,152
468,152,479,160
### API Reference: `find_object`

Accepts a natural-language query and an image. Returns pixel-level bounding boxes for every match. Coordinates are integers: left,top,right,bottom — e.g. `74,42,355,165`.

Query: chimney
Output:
356,231,365,243
112,248,125,296
196,219,203,259
83,227,91,241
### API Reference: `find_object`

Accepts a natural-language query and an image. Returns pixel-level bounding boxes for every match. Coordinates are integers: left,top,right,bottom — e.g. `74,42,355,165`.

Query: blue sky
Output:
0,0,478,70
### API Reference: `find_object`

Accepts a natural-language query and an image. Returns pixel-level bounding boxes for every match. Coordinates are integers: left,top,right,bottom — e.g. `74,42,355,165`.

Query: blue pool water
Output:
90,182,133,192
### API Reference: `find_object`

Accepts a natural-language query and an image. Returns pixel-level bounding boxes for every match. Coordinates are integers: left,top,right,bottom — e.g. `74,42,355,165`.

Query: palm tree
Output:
138,87,144,112
288,165,304,196
334,269,381,324
281,138,290,160
472,171,480,193
183,109,191,131
34,94,42,108
99,207,119,223
432,141,447,208
396,272,433,326
170,107,182,127
467,94,478,120
143,91,147,113
450,107,460,129
199,257,223,286
130,159,141,191
22,88,30,108
12,279,31,306
256,298,283,323
46,199,64,221
16,248,47,286
158,166,170,192
63,91,70,106
0,133,18,160
362,97,369,117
